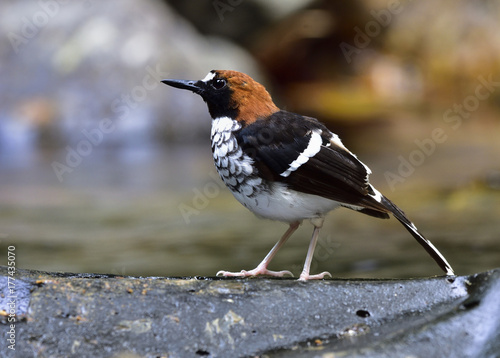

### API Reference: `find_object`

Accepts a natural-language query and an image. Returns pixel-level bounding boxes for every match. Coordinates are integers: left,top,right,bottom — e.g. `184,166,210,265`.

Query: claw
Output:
298,271,332,281
216,267,294,278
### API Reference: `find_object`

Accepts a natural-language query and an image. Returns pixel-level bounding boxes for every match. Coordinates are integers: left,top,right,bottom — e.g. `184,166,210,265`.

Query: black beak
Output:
161,79,203,94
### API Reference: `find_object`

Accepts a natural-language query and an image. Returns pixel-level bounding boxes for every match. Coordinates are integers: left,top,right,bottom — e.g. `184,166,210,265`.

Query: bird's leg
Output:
216,221,300,278
298,219,332,281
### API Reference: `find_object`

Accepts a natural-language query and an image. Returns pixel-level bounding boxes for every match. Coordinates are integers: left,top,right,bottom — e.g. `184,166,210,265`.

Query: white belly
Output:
231,182,340,223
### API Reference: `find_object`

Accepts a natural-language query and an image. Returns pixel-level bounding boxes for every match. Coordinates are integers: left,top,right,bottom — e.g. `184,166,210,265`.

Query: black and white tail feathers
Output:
380,196,455,276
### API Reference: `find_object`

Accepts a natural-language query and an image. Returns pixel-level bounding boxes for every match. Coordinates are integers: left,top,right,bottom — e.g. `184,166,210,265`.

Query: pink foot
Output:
216,266,293,278
298,271,332,281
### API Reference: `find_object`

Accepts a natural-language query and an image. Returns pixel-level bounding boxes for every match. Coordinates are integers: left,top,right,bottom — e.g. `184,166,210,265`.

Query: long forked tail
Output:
380,196,455,276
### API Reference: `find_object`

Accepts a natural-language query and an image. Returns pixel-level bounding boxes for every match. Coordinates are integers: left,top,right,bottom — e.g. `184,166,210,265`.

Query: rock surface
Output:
0,267,499,357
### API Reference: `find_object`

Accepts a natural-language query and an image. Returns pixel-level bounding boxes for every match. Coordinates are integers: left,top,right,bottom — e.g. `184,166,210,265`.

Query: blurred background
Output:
0,0,499,278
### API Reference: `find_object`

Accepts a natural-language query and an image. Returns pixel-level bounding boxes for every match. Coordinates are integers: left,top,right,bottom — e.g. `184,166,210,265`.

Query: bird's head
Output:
162,70,279,124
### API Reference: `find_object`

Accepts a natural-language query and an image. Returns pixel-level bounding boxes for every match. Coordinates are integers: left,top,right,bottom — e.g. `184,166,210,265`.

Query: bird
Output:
161,70,454,281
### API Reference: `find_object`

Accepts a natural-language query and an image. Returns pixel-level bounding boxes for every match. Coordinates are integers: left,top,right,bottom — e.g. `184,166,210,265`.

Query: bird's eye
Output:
212,79,226,89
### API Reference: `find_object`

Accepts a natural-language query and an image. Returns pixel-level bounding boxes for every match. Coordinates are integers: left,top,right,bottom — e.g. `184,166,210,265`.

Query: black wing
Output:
236,110,388,217
235,110,454,275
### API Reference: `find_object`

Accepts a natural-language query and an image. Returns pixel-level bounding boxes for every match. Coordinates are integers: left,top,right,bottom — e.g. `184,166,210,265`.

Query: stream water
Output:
1,117,499,279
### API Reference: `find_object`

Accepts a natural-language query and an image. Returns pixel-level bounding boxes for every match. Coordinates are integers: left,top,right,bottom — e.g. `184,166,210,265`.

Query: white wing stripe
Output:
369,185,383,203
280,130,323,177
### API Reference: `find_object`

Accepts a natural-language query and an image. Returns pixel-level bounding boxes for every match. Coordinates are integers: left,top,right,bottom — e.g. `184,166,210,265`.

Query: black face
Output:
162,72,238,119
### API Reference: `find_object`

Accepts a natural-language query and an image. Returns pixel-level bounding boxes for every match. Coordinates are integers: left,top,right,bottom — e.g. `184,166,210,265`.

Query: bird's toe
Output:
298,271,332,281
216,267,294,278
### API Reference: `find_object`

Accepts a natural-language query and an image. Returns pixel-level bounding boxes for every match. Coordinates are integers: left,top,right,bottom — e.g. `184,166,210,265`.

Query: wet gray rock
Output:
0,266,499,357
